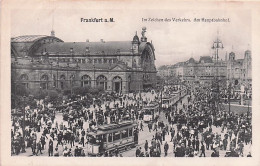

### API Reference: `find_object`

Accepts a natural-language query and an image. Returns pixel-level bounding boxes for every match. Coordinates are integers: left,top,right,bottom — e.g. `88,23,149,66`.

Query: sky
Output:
11,7,251,67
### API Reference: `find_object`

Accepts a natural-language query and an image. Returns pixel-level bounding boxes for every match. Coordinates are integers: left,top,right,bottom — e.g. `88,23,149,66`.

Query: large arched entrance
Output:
96,75,107,90
81,75,91,87
113,76,122,93
40,74,48,90
141,44,156,90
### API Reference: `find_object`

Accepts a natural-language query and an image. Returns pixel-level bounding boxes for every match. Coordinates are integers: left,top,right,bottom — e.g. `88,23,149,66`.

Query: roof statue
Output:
141,27,147,42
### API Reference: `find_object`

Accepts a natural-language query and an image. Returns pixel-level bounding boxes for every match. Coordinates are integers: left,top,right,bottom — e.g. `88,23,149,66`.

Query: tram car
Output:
162,95,179,109
142,102,159,122
86,120,138,156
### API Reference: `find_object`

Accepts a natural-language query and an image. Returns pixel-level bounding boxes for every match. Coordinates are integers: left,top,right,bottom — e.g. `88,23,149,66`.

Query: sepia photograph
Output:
1,0,260,166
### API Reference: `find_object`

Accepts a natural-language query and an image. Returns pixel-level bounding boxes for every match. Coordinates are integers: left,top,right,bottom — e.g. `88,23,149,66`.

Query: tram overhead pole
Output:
211,31,224,114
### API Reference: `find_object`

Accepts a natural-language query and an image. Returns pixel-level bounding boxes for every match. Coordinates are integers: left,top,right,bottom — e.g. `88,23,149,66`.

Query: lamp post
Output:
70,75,74,96
21,95,26,153
40,86,42,100
247,96,250,118
160,80,164,113
50,61,53,87
211,32,224,114
93,59,96,88
228,82,231,115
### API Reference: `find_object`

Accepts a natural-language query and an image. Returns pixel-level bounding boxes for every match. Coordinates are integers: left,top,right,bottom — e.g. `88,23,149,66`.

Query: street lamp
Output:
211,32,224,114
93,60,96,88
70,75,75,96
228,82,231,115
247,97,250,118
21,95,26,153
160,80,164,113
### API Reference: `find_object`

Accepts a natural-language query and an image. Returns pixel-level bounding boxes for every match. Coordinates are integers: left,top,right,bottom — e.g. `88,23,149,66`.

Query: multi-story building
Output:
227,50,252,91
11,28,157,94
157,50,252,89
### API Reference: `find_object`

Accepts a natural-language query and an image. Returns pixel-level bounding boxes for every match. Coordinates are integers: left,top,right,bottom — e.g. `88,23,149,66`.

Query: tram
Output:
86,120,138,156
162,95,179,108
142,102,159,122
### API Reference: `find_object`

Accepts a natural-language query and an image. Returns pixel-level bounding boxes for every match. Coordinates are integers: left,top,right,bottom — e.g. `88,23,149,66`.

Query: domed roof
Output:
133,32,139,42
199,56,213,63
188,57,196,63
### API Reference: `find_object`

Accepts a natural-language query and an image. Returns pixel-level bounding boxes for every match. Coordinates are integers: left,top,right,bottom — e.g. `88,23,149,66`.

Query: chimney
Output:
86,39,89,42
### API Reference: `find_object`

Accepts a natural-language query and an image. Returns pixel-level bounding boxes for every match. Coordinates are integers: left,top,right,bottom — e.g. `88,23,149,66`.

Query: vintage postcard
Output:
1,0,260,166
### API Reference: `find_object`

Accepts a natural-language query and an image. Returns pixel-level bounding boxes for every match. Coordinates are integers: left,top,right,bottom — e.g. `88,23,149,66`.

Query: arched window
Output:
70,75,75,87
81,75,91,87
96,75,107,90
20,74,29,88
141,46,154,73
60,75,66,89
40,74,48,90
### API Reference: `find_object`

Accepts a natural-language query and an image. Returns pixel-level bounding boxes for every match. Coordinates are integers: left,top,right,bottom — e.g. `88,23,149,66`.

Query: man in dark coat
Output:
170,128,175,142
200,142,206,157
36,141,43,155
135,147,141,157
223,137,228,151
57,131,63,146
164,142,169,156
48,139,53,156
144,140,148,152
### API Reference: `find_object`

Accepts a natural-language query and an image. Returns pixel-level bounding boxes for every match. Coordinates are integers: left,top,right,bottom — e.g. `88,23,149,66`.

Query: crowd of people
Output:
11,83,252,157
11,90,157,156
134,85,252,157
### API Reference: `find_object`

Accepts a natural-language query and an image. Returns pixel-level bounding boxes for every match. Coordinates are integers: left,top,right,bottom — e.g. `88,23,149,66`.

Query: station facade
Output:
11,28,157,94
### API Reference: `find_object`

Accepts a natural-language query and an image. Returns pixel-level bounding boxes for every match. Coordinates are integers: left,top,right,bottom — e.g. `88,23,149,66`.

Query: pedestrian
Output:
31,140,36,155
54,147,59,157
170,128,175,142
135,147,141,157
164,141,169,156
48,139,53,156
57,131,63,146
223,137,228,151
81,149,86,157
74,146,80,157
148,121,152,132
200,142,205,157
81,135,85,147
36,141,43,156
195,137,200,152
238,141,244,156
115,147,119,157
153,123,157,131
140,121,144,131
40,135,46,150
70,133,75,148
144,140,148,152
